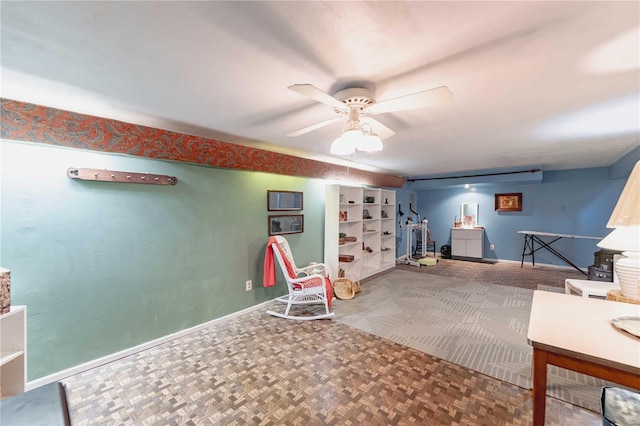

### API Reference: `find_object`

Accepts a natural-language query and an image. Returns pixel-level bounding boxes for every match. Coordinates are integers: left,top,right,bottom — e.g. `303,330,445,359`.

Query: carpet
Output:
333,268,612,412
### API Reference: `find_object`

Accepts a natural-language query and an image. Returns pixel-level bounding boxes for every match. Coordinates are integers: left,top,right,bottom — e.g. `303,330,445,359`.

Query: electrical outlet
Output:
489,244,495,251
245,280,252,291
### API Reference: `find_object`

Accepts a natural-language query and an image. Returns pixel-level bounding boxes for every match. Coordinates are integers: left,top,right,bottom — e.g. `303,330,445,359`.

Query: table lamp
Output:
597,160,640,300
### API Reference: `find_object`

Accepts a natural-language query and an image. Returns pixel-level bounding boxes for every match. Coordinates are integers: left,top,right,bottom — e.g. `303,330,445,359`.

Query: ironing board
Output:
518,230,602,274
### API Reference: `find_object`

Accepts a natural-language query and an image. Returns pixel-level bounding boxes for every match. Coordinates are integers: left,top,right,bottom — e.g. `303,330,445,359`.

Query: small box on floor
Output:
593,249,621,271
0,267,10,314
587,265,613,282
440,245,452,259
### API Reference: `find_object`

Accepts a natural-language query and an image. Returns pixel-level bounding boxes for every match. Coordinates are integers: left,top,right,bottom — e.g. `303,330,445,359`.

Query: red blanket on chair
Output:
263,237,332,308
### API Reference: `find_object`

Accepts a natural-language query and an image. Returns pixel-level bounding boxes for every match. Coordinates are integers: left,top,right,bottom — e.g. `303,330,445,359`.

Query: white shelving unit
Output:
325,185,396,282
379,189,397,271
1,305,27,398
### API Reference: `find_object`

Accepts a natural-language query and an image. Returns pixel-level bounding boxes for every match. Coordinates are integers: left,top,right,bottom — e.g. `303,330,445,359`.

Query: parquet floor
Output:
63,261,600,425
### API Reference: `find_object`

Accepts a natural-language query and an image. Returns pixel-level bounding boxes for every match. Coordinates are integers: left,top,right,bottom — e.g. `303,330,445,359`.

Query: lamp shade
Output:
330,125,385,155
607,160,640,228
358,133,383,152
357,124,383,152
330,130,359,155
597,225,640,252
600,160,640,299
330,136,354,155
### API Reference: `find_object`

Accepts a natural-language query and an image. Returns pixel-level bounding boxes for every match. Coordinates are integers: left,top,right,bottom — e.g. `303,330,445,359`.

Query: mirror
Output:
268,214,304,235
460,203,478,228
267,190,303,211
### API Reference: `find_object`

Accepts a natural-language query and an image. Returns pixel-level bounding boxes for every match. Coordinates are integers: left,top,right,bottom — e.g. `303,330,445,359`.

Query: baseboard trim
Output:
27,299,275,391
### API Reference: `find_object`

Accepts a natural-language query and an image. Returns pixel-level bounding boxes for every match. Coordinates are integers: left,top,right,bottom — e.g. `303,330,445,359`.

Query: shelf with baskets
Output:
325,185,396,281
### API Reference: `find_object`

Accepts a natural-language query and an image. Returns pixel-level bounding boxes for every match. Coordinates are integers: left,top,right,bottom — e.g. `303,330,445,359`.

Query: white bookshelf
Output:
1,305,27,398
325,185,396,282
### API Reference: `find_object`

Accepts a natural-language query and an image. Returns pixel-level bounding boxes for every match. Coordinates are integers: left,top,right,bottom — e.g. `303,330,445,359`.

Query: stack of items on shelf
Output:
338,233,357,245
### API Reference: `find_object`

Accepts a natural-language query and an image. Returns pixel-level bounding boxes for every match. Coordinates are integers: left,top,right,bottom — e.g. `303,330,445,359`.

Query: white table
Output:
518,230,602,274
527,291,640,426
565,278,620,298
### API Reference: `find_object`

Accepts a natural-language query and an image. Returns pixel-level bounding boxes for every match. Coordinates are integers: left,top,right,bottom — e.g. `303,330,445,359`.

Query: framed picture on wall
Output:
268,214,304,236
495,193,522,212
267,190,303,211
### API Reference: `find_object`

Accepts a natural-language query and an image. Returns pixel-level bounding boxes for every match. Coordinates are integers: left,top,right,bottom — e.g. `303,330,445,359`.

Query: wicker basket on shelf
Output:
607,289,640,305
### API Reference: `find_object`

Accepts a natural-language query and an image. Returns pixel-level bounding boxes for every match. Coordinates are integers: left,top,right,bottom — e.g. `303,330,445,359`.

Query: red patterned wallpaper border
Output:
1,99,406,188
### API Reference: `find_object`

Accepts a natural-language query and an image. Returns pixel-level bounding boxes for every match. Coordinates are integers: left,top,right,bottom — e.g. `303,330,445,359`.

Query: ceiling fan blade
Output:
367,86,453,114
287,116,344,137
288,84,347,110
361,117,396,140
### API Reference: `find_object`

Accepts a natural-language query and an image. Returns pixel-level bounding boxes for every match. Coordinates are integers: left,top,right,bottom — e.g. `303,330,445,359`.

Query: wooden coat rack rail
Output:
67,168,177,185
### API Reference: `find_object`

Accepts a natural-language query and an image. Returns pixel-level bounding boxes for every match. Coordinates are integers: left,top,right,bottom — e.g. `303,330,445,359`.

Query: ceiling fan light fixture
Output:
341,127,362,142
358,125,383,152
330,134,356,155
358,134,383,152
287,83,452,156
330,123,360,155
331,123,384,155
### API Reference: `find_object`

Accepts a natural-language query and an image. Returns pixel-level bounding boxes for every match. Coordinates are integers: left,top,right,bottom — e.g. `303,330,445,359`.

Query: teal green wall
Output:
1,141,327,380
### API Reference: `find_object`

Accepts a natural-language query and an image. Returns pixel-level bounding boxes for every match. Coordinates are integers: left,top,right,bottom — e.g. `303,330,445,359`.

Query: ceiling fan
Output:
287,83,452,154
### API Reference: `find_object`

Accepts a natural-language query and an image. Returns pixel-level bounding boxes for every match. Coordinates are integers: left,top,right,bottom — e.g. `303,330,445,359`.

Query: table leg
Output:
532,347,548,426
531,235,535,266
521,234,529,268
530,236,586,274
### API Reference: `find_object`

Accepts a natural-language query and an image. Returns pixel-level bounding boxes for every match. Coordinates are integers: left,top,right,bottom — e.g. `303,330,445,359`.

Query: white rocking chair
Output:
265,236,335,320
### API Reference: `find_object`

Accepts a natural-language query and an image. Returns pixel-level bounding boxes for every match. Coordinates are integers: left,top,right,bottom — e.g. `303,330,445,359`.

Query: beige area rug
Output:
332,268,612,412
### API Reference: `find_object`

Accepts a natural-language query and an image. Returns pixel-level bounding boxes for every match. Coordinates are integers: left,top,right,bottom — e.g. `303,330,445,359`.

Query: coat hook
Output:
68,168,176,185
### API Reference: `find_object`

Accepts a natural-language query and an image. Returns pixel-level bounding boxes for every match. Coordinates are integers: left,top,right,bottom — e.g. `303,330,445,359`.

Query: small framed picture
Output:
268,214,304,236
267,190,303,211
495,193,522,212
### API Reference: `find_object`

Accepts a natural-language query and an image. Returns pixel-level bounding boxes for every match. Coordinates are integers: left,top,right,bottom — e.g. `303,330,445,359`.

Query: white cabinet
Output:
1,305,26,397
325,185,396,281
451,228,484,262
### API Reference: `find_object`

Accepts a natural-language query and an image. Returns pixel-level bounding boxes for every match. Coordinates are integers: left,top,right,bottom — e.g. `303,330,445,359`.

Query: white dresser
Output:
451,228,484,262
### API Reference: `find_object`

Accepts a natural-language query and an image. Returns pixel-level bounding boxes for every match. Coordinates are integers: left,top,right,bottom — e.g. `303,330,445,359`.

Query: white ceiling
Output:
1,1,638,178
